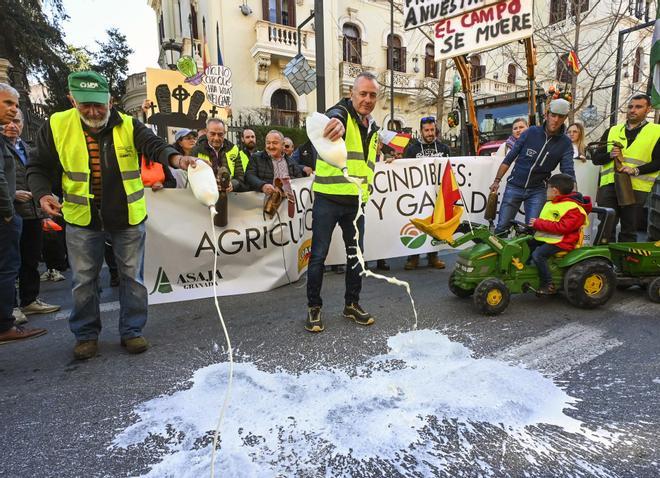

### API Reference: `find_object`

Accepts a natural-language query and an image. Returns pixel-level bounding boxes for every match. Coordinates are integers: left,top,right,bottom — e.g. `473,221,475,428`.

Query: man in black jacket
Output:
4,109,60,323
245,130,304,193
27,71,198,360
0,82,47,344
402,116,450,270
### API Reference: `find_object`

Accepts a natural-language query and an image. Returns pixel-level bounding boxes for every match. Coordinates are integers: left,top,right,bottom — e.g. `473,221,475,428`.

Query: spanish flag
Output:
410,161,464,242
567,50,580,74
378,129,412,153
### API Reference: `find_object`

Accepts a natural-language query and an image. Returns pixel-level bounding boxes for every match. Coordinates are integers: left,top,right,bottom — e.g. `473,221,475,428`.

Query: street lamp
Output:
162,38,183,70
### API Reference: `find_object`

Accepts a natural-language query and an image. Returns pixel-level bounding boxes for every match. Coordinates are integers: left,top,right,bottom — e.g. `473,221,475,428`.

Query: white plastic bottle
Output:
306,112,348,170
187,160,219,212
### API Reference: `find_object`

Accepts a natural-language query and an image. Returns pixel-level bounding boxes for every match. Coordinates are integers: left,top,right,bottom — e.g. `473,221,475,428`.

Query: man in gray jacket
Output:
0,83,47,344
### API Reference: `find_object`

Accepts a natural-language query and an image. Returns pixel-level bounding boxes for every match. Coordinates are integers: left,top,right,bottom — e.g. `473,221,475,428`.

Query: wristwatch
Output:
634,167,640,176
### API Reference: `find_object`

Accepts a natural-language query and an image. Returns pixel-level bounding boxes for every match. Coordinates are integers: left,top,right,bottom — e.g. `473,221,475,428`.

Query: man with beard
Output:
27,71,199,360
403,116,450,270
192,118,248,192
239,128,257,164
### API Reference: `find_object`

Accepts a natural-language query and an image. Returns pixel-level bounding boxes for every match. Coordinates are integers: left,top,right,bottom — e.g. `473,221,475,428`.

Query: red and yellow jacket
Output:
532,192,592,251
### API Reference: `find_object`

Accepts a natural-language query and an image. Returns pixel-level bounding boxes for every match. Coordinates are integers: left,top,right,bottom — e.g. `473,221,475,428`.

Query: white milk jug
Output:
306,112,348,170
187,160,219,210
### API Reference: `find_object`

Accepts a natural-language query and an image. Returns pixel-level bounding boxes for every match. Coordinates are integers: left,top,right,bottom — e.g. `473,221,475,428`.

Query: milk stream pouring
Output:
187,160,220,214
306,112,348,171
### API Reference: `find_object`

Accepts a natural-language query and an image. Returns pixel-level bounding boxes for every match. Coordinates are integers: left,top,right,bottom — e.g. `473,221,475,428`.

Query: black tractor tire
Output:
563,259,616,309
449,271,474,298
473,278,510,315
647,277,660,303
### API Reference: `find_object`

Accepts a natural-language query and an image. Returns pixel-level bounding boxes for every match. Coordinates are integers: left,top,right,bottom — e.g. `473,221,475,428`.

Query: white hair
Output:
0,83,19,98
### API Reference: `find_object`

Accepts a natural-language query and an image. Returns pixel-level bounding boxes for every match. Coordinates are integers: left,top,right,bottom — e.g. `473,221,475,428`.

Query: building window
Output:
158,13,165,43
556,53,572,83
507,64,517,84
424,43,437,78
387,34,406,73
262,0,296,26
343,23,362,64
570,0,589,16
629,0,646,19
470,55,485,82
270,89,298,127
633,47,643,83
190,5,199,39
550,0,567,24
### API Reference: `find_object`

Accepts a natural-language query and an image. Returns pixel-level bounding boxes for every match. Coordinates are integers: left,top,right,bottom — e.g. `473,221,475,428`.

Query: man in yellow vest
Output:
191,118,248,192
591,94,660,242
27,71,199,360
305,72,379,333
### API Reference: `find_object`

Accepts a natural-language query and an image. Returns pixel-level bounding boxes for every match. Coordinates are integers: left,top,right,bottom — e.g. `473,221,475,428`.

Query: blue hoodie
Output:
502,123,575,189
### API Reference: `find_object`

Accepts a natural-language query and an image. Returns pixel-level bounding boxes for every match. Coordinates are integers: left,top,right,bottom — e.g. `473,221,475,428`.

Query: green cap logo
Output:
68,71,110,104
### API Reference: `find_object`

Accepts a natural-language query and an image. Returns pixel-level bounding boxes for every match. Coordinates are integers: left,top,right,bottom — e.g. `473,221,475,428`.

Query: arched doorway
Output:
270,89,298,127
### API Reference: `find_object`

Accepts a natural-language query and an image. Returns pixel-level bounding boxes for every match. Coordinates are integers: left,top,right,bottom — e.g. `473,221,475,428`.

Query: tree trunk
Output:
569,0,582,124
436,59,447,135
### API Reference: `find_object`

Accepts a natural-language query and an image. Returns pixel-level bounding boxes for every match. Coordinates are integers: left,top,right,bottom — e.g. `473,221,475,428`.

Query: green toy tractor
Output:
447,207,618,315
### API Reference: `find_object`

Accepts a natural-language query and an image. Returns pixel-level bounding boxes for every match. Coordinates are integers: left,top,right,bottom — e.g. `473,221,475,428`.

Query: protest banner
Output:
145,156,599,304
404,0,500,30
145,68,228,142
202,65,233,107
433,0,534,61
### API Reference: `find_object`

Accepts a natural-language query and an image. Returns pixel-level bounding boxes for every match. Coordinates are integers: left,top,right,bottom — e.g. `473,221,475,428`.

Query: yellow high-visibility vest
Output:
313,113,377,203
535,201,589,246
196,144,247,176
50,108,145,226
602,123,660,192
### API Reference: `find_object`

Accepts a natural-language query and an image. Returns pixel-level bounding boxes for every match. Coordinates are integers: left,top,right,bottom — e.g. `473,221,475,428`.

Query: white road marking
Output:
494,322,623,377
53,300,121,321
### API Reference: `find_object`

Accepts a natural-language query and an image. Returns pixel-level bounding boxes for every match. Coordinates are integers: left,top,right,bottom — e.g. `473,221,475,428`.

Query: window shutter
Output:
401,47,407,72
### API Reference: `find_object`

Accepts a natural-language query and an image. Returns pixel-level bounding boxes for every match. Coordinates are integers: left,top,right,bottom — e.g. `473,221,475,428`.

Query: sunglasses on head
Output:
420,116,436,125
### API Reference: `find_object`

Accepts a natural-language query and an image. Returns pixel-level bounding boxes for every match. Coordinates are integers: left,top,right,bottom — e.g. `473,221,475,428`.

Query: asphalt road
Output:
1,253,659,478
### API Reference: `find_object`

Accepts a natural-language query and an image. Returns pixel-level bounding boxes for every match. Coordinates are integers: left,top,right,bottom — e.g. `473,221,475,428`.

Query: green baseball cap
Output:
68,71,110,104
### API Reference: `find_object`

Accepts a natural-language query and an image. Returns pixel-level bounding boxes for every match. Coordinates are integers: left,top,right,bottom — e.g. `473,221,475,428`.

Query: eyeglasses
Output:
420,116,436,125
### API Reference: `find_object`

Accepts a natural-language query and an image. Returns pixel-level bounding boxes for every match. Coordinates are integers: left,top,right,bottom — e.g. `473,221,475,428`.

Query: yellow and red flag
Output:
378,129,412,153
567,50,580,73
410,161,464,242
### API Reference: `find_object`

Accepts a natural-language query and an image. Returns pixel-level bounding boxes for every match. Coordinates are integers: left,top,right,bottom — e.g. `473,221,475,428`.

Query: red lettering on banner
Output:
435,19,456,39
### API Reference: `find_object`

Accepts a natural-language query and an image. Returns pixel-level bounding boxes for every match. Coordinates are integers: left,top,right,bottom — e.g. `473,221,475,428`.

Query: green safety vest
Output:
602,123,660,192
313,114,377,203
535,201,589,245
197,144,248,177
50,108,146,227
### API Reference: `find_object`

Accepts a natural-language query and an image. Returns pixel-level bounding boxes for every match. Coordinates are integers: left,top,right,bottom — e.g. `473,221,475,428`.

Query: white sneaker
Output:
21,299,61,316
49,269,66,282
40,270,52,281
12,308,28,325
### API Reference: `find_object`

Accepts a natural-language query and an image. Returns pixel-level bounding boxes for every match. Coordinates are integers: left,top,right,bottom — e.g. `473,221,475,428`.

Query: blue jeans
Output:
0,215,22,332
66,223,147,341
529,240,563,286
495,183,546,235
307,194,365,308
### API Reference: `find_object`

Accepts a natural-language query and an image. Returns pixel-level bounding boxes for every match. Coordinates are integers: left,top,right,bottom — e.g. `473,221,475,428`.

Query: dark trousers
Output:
529,239,563,286
0,215,22,332
596,184,648,242
307,194,365,308
17,218,42,307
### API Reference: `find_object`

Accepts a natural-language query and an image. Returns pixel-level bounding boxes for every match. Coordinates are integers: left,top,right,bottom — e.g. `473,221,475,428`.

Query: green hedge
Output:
248,124,309,150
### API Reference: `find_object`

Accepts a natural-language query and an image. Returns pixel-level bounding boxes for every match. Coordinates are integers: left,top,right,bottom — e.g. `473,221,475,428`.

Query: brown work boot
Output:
404,255,419,270
427,253,446,269
73,340,98,360
121,336,149,354
537,283,558,296
0,326,47,345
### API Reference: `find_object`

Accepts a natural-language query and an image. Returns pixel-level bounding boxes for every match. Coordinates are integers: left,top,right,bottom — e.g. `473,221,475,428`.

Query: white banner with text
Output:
145,156,599,304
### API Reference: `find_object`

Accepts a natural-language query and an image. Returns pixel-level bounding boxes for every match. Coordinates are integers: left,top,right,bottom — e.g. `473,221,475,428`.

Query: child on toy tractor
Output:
529,173,592,295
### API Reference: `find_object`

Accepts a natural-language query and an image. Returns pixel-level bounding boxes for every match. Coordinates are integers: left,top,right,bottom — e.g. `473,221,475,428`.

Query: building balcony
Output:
250,20,315,61
471,78,524,97
380,70,417,96
339,61,375,96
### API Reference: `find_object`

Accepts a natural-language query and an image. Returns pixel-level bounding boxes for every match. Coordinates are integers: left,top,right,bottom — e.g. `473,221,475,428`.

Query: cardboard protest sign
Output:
433,0,533,61
404,0,500,30
202,65,233,107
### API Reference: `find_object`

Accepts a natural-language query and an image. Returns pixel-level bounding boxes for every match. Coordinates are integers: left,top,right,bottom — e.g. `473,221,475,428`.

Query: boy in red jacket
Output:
529,173,592,295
